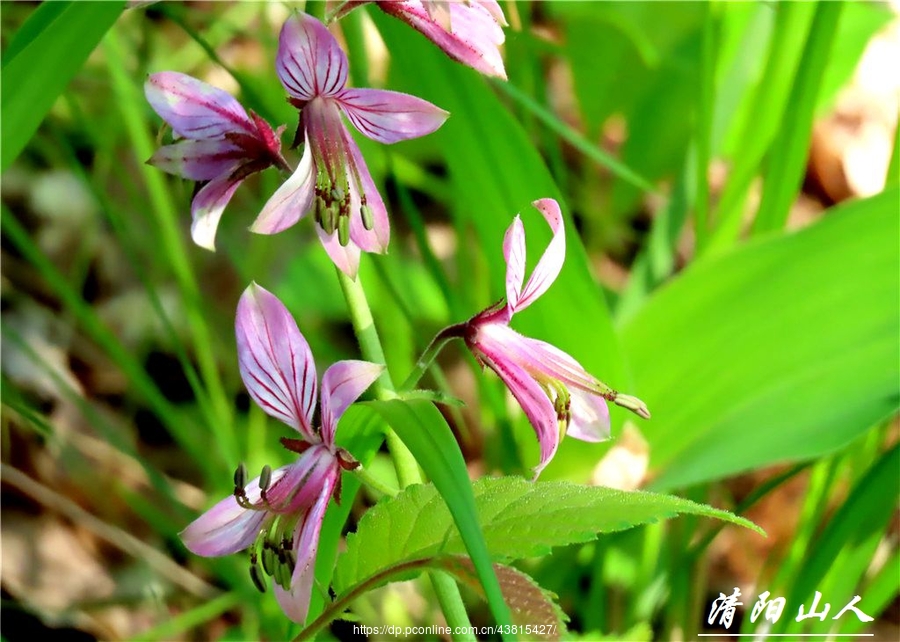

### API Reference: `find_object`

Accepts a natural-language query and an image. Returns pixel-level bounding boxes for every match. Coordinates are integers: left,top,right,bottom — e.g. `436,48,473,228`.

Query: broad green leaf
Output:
367,399,512,631
1,1,124,171
622,189,900,490
334,476,761,592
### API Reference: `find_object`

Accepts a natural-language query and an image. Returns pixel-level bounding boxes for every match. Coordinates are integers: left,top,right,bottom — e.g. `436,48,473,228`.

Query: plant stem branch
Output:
336,268,473,637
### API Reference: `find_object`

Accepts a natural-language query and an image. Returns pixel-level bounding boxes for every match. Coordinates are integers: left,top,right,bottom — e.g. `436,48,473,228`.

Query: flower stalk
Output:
335,267,474,637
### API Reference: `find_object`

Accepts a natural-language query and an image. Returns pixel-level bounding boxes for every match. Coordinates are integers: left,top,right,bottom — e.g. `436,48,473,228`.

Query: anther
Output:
261,542,276,576
249,556,268,593
338,212,350,246
233,462,247,490
259,465,272,491
233,463,255,509
281,536,296,568
275,555,292,590
360,203,374,230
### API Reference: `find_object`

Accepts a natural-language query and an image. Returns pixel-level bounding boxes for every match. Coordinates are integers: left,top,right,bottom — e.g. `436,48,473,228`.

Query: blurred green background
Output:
1,1,897,640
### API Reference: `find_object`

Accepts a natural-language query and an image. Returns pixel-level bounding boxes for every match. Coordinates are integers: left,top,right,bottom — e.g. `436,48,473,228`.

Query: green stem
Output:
336,268,473,638
353,466,399,498
297,559,429,640
400,324,466,392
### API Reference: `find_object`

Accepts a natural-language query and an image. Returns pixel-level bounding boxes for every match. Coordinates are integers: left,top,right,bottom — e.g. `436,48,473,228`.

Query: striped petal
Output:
276,13,348,100
190,173,243,251
502,215,526,313
236,283,318,440
379,0,507,79
145,72,254,139
320,360,384,445
179,467,287,557
511,198,565,313
149,138,243,181
338,88,448,144
273,467,338,623
251,134,315,235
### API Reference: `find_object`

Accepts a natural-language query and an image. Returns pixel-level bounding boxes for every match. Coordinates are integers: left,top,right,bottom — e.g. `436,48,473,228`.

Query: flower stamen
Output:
233,462,256,509
249,529,269,593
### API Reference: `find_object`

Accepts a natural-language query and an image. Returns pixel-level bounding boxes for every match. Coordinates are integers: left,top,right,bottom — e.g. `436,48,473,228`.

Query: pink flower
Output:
180,283,382,623
254,13,448,278
145,72,290,251
462,199,650,478
330,1,508,79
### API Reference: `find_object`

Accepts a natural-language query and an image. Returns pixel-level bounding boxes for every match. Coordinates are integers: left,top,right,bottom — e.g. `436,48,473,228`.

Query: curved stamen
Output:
233,462,256,509
248,529,268,593
249,555,268,593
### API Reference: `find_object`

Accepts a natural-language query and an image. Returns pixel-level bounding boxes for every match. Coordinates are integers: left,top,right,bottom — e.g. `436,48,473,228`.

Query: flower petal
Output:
149,139,244,181
179,467,285,557
180,496,265,557
512,198,566,313
145,72,254,139
190,174,243,251
236,283,319,439
266,445,337,513
277,13,348,100
317,223,361,278
475,338,559,478
379,0,507,79
274,469,337,623
320,360,384,445
478,0,508,26
338,88,449,144
502,215,526,312
344,128,390,253
251,135,315,235
567,388,611,443
477,323,605,396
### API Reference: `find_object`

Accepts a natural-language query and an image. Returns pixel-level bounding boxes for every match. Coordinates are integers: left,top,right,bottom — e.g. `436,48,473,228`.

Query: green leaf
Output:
446,559,567,640
334,476,761,593
753,1,844,234
135,593,240,641
777,443,899,635
621,189,900,489
366,399,513,631
1,1,125,171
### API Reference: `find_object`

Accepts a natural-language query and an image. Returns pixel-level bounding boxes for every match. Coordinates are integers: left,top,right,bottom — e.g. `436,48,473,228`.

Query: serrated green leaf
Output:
334,477,761,593
622,189,900,489
1,1,125,171
446,559,566,641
